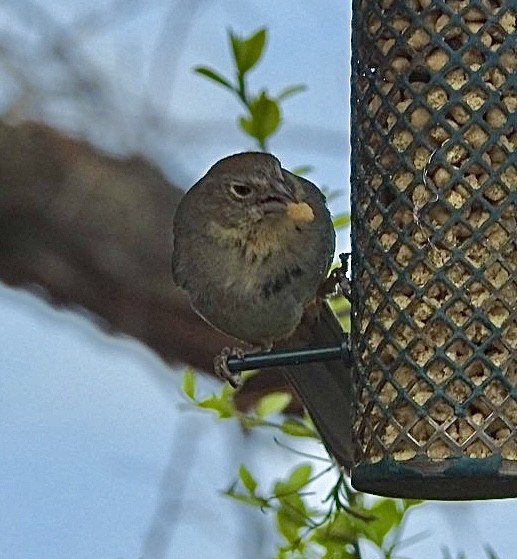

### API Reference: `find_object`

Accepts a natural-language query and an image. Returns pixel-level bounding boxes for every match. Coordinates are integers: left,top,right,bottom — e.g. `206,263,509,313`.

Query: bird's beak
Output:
259,178,297,214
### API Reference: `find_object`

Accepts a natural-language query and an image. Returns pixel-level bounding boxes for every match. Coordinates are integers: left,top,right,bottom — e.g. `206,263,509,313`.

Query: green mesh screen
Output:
350,0,516,499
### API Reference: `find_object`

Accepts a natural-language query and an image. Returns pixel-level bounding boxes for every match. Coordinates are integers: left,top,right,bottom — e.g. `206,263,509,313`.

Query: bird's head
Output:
194,152,311,228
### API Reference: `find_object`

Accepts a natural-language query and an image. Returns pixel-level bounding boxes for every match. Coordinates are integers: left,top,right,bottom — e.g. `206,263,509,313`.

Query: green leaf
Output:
239,117,255,140
240,416,264,429
277,508,303,544
182,370,196,400
363,499,403,548
256,392,292,418
229,28,267,74
239,465,258,494
193,66,233,90
275,464,312,495
290,165,314,177
225,489,269,508
276,493,308,543
403,498,423,510
313,510,355,545
240,91,281,143
280,419,317,438
287,464,313,491
276,84,307,101
333,213,351,228
313,514,358,557
197,394,236,418
329,294,350,312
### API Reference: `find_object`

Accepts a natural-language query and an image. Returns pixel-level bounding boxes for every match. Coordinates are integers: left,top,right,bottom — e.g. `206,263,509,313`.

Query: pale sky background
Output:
0,1,516,558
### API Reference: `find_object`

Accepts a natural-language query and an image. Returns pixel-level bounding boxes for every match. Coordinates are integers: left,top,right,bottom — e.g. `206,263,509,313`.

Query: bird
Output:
172,152,354,468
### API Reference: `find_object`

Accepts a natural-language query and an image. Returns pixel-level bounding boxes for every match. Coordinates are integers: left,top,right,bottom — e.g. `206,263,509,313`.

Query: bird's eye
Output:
229,183,253,199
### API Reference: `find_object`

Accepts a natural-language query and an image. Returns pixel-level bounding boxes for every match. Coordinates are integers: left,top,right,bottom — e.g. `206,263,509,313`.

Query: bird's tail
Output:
278,301,355,471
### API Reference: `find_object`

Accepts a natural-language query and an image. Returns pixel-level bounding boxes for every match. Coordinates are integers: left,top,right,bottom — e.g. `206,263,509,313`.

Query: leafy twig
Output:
194,28,305,151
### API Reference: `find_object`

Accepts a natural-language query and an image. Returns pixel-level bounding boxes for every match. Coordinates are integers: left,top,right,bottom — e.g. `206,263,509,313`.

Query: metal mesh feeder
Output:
350,0,516,499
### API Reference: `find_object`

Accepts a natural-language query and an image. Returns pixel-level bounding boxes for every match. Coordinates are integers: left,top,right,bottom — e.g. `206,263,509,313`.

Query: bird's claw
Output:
318,253,352,302
214,346,246,388
333,268,351,301
334,252,351,301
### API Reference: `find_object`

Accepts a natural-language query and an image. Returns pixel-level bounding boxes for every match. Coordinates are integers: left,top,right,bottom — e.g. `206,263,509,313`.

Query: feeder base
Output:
351,456,517,500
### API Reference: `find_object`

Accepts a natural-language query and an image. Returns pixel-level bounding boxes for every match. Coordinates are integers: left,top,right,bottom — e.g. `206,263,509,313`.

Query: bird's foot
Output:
214,343,273,388
333,268,351,301
337,253,351,295
214,346,245,388
319,253,351,301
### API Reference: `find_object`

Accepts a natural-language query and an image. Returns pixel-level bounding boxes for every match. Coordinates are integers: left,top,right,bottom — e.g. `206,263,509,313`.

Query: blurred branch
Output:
0,120,225,369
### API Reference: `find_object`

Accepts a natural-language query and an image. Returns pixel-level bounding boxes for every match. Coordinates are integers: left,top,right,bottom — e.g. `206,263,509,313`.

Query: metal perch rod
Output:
226,337,351,373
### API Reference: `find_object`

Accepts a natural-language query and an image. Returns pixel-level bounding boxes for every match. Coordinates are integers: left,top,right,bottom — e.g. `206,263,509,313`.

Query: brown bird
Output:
172,152,353,468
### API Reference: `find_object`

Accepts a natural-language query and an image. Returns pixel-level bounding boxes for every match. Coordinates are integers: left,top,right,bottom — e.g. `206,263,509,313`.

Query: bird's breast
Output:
209,215,300,263
205,211,327,308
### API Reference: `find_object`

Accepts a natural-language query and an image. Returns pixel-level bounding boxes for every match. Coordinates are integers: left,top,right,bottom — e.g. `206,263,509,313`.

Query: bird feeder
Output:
350,0,516,499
